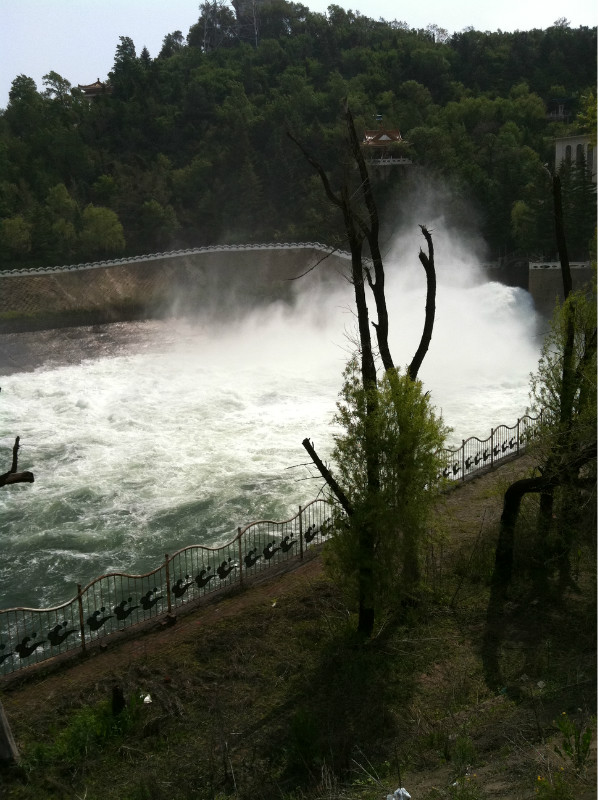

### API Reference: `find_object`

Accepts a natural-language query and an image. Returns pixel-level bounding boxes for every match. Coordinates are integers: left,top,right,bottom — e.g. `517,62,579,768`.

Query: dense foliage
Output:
0,3,595,269
326,359,448,613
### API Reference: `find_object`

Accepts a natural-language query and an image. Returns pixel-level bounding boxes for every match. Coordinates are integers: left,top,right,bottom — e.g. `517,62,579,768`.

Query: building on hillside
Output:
361,127,412,167
546,97,572,124
555,134,596,183
77,79,112,100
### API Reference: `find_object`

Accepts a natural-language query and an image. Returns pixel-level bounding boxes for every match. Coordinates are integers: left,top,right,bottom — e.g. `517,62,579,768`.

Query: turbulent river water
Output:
0,250,542,609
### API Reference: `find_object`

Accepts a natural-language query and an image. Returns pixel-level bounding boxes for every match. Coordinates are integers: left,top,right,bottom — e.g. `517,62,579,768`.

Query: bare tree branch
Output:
0,436,34,487
287,130,344,211
285,247,342,281
343,104,395,373
408,225,437,381
302,438,353,517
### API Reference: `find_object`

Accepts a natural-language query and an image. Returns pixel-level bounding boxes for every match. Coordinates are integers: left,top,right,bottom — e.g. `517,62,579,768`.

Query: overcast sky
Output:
1,0,596,109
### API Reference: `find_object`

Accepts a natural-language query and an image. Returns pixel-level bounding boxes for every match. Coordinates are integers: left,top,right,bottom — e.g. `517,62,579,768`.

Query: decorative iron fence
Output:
0,411,546,678
0,500,331,677
438,412,544,482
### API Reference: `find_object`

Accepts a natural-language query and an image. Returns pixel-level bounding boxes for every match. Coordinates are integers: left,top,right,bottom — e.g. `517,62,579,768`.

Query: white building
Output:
555,135,596,183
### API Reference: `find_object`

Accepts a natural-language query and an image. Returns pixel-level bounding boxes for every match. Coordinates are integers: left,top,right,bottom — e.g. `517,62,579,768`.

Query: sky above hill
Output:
1,0,596,109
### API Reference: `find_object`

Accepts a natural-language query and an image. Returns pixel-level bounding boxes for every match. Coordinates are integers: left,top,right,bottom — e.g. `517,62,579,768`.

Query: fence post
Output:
165,554,172,614
517,418,520,453
461,440,466,481
490,428,494,468
238,528,243,587
299,505,304,560
77,584,86,655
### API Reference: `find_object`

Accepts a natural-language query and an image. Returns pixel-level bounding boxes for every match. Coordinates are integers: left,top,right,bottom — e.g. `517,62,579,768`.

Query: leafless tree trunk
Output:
408,226,437,381
0,702,19,764
492,172,595,596
289,107,438,637
289,124,379,635
0,437,34,487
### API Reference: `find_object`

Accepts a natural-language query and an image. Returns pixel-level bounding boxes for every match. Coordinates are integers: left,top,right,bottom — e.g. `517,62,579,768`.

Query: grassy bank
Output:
1,456,595,800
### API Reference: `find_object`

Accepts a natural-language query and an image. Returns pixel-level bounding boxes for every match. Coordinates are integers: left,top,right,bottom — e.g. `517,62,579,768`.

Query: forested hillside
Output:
0,2,595,269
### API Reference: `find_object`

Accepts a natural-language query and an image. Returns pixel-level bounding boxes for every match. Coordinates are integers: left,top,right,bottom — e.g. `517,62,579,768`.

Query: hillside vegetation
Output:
0,6,595,268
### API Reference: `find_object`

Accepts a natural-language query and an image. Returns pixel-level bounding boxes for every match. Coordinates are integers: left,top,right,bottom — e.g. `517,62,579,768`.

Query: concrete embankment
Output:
0,248,346,334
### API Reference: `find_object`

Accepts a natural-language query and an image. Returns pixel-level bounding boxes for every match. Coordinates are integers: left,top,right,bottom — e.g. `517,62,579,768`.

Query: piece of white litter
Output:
386,789,411,800
143,694,152,704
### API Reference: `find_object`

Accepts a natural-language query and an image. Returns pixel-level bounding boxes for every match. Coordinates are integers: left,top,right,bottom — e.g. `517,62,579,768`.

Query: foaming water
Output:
0,246,541,609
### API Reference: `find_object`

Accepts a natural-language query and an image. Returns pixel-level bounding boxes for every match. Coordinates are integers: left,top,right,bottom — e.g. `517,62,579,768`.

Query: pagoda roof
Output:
363,129,403,146
77,79,112,96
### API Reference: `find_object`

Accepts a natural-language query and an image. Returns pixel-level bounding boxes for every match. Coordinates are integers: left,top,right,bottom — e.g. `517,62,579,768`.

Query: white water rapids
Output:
0,247,542,609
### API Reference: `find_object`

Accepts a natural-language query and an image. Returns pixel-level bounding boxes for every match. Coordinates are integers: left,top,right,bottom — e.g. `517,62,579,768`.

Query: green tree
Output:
0,214,32,260
159,30,185,58
494,172,596,593
36,183,80,264
42,71,74,106
78,204,125,259
188,1,238,52
326,361,448,611
138,199,180,250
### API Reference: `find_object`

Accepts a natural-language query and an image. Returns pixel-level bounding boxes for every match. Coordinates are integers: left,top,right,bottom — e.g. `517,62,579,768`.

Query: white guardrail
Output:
0,243,358,277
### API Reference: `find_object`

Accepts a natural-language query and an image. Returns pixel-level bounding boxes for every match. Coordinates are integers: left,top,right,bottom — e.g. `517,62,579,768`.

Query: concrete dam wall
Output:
0,246,592,334
528,262,594,317
0,247,349,334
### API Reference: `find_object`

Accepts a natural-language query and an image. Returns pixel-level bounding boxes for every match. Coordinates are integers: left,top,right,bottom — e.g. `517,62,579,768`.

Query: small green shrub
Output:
554,711,594,773
25,693,142,767
535,769,576,800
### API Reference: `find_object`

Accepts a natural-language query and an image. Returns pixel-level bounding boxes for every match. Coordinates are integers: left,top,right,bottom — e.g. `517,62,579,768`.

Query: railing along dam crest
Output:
0,411,545,679
0,242,360,277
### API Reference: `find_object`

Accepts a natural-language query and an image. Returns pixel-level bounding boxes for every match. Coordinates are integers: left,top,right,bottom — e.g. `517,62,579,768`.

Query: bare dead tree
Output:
289,106,438,637
288,123,379,635
0,437,34,488
408,226,437,381
492,173,596,593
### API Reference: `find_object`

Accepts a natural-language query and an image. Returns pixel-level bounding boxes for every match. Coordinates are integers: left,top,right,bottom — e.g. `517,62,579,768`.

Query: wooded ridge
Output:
0,6,595,270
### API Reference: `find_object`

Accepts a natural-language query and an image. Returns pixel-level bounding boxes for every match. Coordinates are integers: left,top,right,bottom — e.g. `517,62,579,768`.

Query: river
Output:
0,251,542,609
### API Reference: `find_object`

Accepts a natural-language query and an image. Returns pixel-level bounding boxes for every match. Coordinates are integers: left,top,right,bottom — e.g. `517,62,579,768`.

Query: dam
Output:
0,244,592,333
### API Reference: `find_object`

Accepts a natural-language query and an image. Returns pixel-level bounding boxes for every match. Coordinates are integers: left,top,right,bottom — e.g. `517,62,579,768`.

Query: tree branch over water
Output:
0,436,34,487
301,438,353,517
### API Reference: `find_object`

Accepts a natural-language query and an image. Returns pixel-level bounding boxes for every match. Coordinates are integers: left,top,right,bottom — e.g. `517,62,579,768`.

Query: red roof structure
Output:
362,127,412,167
77,79,112,98
362,129,403,147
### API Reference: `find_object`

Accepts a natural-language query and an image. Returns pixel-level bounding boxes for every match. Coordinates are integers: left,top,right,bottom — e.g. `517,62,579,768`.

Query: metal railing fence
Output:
0,500,331,677
438,412,544,482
